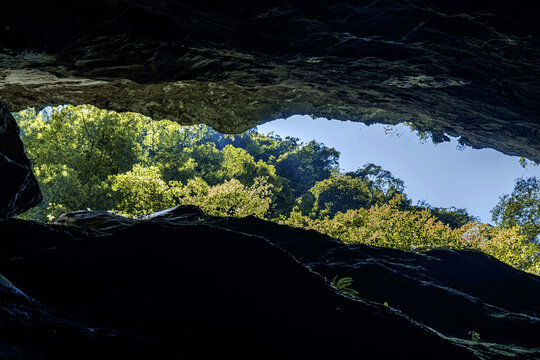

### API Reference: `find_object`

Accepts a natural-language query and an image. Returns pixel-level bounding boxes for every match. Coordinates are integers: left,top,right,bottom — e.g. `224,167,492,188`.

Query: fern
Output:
331,275,359,298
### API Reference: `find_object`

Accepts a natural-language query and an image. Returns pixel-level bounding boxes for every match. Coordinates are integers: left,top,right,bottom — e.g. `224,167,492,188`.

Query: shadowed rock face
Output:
0,104,42,218
1,207,540,359
0,0,539,160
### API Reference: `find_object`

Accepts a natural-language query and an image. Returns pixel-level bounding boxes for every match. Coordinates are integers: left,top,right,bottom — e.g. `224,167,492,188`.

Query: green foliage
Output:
331,276,359,298
307,175,373,218
170,177,274,218
456,222,540,273
283,194,455,249
304,163,413,219
109,164,175,216
21,105,145,181
14,105,540,275
16,105,148,221
141,122,207,181
470,330,481,343
491,177,540,242
345,163,405,195
415,201,478,229
519,157,538,169
281,194,540,275
403,122,434,143
212,129,300,164
18,164,86,221
275,140,340,197
15,106,295,221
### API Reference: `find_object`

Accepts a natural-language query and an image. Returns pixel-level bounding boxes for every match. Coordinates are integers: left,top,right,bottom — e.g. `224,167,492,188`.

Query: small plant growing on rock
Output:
331,275,359,298
469,330,481,343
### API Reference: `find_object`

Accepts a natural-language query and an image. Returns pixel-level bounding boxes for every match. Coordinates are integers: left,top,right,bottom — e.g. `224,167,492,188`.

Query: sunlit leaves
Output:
170,177,273,218
23,105,146,181
109,164,175,216
17,164,85,221
308,175,374,218
281,194,540,275
14,105,540,275
491,177,540,242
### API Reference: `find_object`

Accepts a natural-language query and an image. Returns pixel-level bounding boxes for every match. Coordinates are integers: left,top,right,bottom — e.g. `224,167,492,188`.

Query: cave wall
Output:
0,0,538,162
0,104,41,217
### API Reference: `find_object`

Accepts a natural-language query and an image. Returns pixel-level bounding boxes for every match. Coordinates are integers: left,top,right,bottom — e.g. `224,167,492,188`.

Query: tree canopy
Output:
491,176,540,242
13,105,540,275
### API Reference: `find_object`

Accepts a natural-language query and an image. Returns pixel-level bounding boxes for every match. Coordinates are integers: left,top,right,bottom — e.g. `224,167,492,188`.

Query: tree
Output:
20,105,146,183
297,164,411,219
275,140,340,197
303,175,373,218
415,200,477,229
17,164,87,222
217,130,301,164
491,176,540,242
281,194,456,250
170,177,273,218
281,194,540,275
173,143,225,185
345,163,409,208
16,105,148,220
109,164,175,216
143,122,216,182
346,163,404,192
218,145,270,185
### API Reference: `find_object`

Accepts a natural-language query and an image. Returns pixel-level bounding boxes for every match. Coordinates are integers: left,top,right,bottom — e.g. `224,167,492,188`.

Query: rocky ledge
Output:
1,206,539,359
1,0,539,160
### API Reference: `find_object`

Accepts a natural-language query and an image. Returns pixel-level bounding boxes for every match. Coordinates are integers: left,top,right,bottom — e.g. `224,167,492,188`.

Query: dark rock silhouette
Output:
0,103,42,218
1,207,539,359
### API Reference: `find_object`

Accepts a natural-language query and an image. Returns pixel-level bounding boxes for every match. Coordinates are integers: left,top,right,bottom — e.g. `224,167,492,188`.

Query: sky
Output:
258,115,540,224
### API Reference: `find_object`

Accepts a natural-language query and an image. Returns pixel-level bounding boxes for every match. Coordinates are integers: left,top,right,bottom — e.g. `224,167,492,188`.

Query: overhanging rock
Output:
0,0,539,161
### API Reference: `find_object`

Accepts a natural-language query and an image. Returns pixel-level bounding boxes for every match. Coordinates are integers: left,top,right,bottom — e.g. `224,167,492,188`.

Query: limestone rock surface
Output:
0,0,539,160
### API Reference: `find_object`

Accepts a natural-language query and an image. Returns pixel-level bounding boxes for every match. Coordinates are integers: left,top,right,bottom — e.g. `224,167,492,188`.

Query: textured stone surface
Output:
0,0,539,160
0,103,42,218
0,207,539,359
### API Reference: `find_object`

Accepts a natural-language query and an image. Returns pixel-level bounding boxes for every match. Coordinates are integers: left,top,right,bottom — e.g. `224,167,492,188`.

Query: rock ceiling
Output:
1,0,538,161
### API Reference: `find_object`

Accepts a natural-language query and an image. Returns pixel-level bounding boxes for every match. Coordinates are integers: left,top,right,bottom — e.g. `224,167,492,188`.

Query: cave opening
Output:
2,0,540,357
258,115,540,225
12,104,540,275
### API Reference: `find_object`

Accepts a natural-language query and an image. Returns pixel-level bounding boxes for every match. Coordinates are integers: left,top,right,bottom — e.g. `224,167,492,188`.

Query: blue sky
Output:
258,115,540,224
